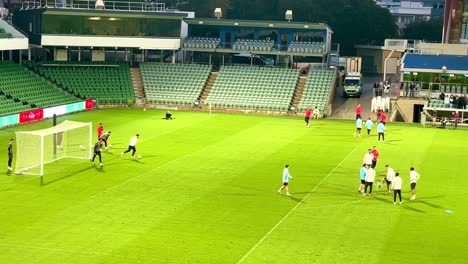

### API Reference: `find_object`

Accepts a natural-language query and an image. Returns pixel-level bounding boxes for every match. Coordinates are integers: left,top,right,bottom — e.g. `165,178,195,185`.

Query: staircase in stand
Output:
199,71,218,104
290,74,307,110
130,68,144,102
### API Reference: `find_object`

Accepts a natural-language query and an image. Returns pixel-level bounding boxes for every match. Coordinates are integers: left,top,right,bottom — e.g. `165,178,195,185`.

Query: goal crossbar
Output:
15,120,92,176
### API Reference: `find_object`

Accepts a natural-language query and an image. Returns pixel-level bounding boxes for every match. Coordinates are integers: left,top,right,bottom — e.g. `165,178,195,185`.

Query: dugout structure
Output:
15,120,92,177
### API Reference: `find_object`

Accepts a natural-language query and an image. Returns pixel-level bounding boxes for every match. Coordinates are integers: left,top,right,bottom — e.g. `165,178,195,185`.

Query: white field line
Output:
236,143,362,264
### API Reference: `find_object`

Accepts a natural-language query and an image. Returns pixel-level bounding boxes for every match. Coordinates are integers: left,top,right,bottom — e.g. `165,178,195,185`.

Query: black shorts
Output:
385,179,392,184
360,179,366,184
283,182,289,186
357,128,362,131
411,183,416,189
305,117,310,122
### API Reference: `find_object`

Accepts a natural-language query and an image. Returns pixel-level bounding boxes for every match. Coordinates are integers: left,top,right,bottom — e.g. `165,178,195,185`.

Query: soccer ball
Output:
80,145,86,150
143,108,147,111
137,155,142,159
108,144,112,148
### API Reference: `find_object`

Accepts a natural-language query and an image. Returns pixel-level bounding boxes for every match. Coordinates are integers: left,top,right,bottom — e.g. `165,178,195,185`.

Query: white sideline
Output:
236,143,362,264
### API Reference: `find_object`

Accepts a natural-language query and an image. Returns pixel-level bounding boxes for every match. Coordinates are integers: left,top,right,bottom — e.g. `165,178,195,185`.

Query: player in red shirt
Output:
380,112,387,125
355,104,362,120
97,123,104,138
304,108,312,128
370,146,379,169
453,111,460,128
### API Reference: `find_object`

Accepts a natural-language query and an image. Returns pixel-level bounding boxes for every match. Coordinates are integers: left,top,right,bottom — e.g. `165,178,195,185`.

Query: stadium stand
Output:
297,69,335,112
183,37,221,49
0,26,13,38
288,41,324,54
0,61,79,110
0,95,30,115
26,61,134,104
141,63,211,105
233,39,275,51
206,66,299,111
428,99,444,108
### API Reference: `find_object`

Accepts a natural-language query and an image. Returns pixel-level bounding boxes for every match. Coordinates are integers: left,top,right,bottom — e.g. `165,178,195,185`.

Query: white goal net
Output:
15,120,92,176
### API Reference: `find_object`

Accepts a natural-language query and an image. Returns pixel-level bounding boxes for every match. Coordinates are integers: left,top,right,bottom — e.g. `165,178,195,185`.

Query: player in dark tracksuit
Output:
7,138,14,171
91,139,104,167
99,131,111,150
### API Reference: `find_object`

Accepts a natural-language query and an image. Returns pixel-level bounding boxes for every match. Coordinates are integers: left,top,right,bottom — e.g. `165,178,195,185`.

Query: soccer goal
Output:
15,120,92,176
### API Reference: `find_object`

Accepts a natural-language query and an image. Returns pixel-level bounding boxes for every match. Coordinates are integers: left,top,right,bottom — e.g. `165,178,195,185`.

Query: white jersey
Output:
128,136,139,146
365,120,374,129
410,170,420,183
386,167,395,181
392,176,402,190
282,168,293,183
365,168,376,182
363,153,373,165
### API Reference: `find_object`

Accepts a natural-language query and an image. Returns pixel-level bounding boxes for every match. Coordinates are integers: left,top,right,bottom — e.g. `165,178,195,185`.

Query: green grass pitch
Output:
0,109,466,264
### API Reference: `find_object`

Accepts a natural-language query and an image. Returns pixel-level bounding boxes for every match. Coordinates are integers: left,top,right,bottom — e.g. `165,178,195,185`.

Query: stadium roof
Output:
184,18,333,32
401,54,468,73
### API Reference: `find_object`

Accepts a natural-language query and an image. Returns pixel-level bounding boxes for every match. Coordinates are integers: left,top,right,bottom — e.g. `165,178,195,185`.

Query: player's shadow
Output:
42,166,96,186
373,195,426,213
287,195,303,203
410,195,445,209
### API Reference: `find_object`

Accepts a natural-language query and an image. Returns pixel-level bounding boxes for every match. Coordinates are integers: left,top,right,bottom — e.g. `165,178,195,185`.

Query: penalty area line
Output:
236,143,362,264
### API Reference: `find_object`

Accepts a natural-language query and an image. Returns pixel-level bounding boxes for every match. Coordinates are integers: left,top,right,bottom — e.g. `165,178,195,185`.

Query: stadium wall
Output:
0,99,94,129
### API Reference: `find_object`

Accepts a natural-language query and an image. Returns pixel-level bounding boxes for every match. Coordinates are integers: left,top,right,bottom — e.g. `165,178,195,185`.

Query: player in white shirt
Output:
378,164,395,194
409,167,421,200
278,164,294,196
363,166,376,196
391,172,403,204
365,118,374,136
362,149,373,166
354,117,363,137
121,134,140,159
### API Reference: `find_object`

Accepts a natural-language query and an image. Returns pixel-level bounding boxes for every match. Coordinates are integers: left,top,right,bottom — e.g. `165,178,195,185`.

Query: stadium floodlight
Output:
95,0,105,10
214,8,222,19
285,10,293,22
15,120,92,178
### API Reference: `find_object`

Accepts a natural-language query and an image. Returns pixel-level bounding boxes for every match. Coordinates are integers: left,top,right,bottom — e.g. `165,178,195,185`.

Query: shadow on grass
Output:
373,194,426,213
42,166,96,186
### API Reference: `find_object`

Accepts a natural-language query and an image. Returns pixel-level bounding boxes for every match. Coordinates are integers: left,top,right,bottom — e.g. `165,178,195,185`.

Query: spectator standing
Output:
444,95,450,108
409,82,415,97
355,104,362,120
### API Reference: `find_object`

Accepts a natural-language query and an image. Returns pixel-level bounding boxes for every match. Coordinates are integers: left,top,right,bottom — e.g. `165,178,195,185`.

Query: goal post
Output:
15,120,92,176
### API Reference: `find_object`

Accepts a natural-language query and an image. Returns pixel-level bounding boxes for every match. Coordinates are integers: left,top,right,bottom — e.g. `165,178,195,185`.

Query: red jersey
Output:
97,125,104,137
453,112,460,119
370,149,379,161
355,105,362,115
380,112,387,122
305,109,312,118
